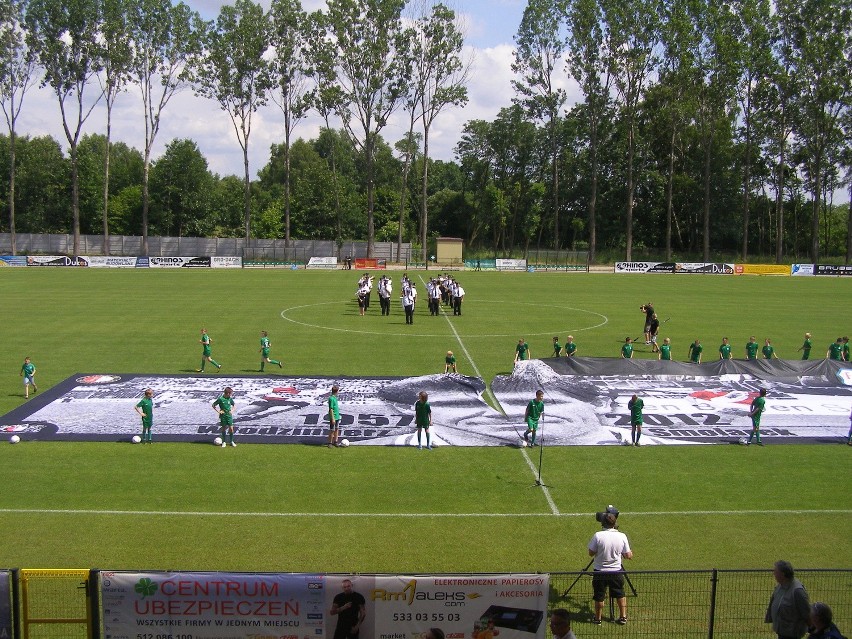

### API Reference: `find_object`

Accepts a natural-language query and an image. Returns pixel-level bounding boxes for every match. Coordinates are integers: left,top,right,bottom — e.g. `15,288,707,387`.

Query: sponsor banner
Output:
85,256,139,268
0,571,11,639
3,360,851,445
464,259,496,270
614,262,676,274
148,257,212,268
0,255,28,266
307,257,338,269
367,574,548,639
211,256,242,269
100,571,325,639
734,264,791,276
791,263,814,276
25,255,89,267
354,258,386,269
100,572,548,639
674,263,734,274
814,264,852,277
495,259,526,271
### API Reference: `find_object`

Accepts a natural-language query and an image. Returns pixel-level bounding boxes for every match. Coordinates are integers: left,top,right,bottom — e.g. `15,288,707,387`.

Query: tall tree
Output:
26,0,103,255
787,0,851,262
325,0,411,257
731,0,774,260
565,0,611,263
603,0,659,261
411,1,467,261
0,0,36,255
195,0,274,241
128,0,201,255
99,0,133,254
270,0,311,246
512,0,566,251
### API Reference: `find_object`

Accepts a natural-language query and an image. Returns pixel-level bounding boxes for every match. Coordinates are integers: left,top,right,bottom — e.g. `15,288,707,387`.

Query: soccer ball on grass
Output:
9,435,20,444
339,438,350,447
131,435,142,444
518,439,527,448
213,437,223,446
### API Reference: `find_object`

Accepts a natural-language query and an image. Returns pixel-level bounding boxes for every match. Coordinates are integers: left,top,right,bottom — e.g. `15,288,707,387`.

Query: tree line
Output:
0,0,850,262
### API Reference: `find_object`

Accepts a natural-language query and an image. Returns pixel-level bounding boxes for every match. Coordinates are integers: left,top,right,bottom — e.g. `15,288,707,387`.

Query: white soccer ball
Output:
738,437,749,446
131,435,142,444
213,437,223,446
519,439,527,448
339,438,350,447
9,435,20,444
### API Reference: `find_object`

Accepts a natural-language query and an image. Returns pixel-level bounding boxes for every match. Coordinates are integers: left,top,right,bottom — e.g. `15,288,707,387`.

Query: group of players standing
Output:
356,272,465,323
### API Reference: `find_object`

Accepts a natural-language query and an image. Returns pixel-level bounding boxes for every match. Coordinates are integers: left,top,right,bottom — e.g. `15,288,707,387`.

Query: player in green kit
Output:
514,338,530,364
327,385,341,448
621,337,634,359
444,351,457,373
20,357,37,398
414,391,432,450
198,328,222,372
827,337,844,360
797,333,812,360
658,337,671,361
762,338,778,359
628,394,644,446
258,331,282,371
522,390,545,446
719,337,732,360
565,335,577,357
688,339,703,363
212,387,236,447
552,337,562,357
134,388,155,443
746,388,767,445
745,336,759,360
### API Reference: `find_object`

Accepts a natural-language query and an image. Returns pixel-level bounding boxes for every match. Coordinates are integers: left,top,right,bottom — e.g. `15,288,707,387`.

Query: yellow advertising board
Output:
734,264,791,276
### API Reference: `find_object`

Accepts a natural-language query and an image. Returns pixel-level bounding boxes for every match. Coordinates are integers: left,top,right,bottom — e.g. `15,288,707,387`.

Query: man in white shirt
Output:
588,512,633,625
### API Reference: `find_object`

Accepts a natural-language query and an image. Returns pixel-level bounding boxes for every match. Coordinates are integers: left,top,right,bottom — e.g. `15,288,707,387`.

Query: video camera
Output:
595,505,619,525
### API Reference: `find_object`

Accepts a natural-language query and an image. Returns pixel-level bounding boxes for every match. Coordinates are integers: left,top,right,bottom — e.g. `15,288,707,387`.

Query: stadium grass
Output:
0,268,850,573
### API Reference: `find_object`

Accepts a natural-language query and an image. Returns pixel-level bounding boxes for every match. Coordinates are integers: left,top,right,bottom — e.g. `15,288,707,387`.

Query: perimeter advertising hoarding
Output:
734,264,790,276
99,572,548,639
0,571,11,639
614,262,675,273
495,259,526,271
814,264,852,276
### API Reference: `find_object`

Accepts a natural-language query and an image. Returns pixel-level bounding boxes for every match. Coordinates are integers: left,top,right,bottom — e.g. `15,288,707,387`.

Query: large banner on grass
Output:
99,572,548,639
2,360,850,445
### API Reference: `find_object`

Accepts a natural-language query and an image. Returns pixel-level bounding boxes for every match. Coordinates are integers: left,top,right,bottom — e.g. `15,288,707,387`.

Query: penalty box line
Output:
2,508,850,518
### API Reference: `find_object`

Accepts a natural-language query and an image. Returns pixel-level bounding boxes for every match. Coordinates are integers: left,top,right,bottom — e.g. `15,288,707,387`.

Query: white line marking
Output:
1,508,849,518
520,448,560,515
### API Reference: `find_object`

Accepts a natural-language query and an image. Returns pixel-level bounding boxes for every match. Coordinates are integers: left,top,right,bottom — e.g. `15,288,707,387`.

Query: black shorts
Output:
592,571,625,601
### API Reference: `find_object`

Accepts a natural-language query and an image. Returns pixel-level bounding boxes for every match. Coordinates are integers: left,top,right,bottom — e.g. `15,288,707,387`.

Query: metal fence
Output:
548,568,851,638
0,233,413,263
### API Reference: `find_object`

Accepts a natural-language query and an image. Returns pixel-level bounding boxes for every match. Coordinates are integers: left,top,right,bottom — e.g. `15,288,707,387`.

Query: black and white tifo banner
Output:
2,359,851,445
100,571,548,639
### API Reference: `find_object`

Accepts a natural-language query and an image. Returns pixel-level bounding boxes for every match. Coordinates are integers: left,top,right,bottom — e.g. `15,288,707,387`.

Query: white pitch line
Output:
520,448,560,515
2,508,850,518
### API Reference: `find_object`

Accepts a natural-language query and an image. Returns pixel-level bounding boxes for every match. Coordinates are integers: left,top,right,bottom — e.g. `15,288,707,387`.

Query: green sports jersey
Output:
213,395,235,425
201,333,212,355
621,343,633,358
414,400,431,428
21,362,35,376
552,342,561,355
136,397,153,426
328,395,340,421
689,343,703,362
260,336,271,350
526,399,544,423
745,342,759,359
762,345,774,358
719,344,732,359
445,355,456,365
660,344,671,360
628,397,644,424
565,342,577,356
801,339,812,360
750,396,765,424
516,343,529,360
828,343,843,360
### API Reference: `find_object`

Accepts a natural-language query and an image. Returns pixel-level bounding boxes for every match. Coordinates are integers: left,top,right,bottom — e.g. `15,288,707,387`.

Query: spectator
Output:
549,609,576,639
807,602,847,639
588,512,633,625
765,560,810,639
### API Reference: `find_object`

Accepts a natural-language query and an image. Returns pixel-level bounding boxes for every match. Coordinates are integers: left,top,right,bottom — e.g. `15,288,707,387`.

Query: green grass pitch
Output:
0,268,850,576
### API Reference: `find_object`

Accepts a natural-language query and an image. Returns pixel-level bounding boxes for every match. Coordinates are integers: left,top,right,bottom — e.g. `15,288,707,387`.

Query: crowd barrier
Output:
2,568,848,639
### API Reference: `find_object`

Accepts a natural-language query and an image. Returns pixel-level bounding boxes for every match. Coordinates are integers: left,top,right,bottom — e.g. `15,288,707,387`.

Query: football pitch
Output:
0,268,850,576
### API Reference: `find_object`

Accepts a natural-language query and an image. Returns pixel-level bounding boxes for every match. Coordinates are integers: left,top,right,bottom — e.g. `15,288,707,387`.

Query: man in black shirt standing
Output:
331,579,366,639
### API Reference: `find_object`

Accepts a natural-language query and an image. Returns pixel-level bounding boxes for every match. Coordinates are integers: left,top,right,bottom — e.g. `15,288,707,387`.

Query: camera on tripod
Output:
595,505,619,525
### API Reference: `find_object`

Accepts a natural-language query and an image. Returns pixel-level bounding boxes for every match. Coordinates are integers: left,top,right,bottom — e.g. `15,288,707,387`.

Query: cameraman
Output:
640,302,654,344
588,512,633,625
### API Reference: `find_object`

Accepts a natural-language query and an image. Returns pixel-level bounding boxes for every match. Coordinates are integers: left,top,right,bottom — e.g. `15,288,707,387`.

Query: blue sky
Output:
17,0,554,179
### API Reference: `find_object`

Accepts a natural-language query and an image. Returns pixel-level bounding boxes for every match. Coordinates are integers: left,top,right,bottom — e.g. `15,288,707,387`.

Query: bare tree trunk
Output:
9,130,17,255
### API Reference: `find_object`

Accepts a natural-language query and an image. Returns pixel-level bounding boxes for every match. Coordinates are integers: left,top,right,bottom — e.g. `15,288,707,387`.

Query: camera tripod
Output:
562,557,638,598
528,416,549,488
